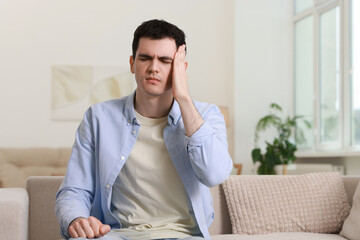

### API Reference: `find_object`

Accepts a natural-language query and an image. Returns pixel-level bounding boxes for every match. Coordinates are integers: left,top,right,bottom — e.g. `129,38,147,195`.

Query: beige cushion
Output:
222,173,350,235
0,148,70,188
340,182,360,239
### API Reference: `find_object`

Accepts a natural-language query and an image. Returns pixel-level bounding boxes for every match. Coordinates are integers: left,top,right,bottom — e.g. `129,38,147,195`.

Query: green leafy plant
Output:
251,103,311,175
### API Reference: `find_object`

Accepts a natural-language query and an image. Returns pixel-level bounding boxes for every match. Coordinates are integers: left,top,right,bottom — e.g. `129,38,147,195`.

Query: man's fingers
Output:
100,224,111,235
180,44,186,57
71,220,87,238
173,45,186,73
176,45,186,62
88,216,110,237
179,44,186,59
88,216,101,237
176,45,187,71
172,44,189,102
79,218,95,238
69,217,105,239
74,222,87,238
68,225,79,238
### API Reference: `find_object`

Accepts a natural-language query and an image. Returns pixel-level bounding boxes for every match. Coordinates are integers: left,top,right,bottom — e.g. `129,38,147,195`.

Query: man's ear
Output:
185,61,188,70
129,56,135,73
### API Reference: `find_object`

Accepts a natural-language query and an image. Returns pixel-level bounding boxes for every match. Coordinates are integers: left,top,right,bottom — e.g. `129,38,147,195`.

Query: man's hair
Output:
132,19,186,58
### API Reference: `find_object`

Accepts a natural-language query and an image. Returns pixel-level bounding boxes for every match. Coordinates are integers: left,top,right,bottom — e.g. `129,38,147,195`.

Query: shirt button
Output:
120,156,125,160
128,119,131,123
107,212,111,215
131,130,136,135
106,184,110,189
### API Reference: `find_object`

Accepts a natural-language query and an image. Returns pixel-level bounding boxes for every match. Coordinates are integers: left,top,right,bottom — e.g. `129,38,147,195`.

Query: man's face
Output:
130,37,177,98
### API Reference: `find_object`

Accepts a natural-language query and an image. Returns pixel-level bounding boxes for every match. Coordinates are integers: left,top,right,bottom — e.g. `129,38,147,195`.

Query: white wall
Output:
234,0,293,174
0,0,234,148
1,1,358,174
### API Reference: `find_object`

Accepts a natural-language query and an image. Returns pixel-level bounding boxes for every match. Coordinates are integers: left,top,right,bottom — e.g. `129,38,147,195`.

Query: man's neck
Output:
134,90,174,118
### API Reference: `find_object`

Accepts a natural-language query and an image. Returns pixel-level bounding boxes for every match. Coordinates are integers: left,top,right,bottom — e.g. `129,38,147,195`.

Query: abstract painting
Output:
52,65,136,120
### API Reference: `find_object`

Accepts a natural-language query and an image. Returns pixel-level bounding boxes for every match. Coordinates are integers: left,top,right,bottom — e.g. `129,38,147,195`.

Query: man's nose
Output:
148,59,159,72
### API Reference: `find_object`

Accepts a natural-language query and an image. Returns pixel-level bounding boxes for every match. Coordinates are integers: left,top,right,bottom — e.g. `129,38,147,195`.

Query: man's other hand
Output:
68,216,111,238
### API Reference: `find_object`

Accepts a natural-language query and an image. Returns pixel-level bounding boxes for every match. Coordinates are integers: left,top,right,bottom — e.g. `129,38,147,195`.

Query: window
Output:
294,0,360,155
294,16,314,148
294,0,313,14
350,0,360,146
318,6,341,146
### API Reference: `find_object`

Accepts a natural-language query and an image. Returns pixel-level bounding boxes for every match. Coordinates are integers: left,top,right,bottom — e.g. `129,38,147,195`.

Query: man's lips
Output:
145,77,161,84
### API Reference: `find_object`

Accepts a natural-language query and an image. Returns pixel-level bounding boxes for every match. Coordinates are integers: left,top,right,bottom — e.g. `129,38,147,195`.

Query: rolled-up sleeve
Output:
186,105,233,187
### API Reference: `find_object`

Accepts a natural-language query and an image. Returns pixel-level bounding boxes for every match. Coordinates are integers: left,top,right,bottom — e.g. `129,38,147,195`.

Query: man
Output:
55,19,233,240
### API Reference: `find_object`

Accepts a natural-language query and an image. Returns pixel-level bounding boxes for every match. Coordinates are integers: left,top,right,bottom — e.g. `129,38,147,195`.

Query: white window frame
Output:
294,0,360,157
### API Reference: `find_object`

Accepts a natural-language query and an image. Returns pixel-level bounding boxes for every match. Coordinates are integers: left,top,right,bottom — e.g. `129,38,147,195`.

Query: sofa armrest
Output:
0,188,29,240
26,176,64,240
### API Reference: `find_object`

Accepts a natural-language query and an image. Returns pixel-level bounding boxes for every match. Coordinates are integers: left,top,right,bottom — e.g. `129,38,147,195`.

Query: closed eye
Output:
161,59,172,64
138,55,151,61
137,54,173,63
159,57,173,64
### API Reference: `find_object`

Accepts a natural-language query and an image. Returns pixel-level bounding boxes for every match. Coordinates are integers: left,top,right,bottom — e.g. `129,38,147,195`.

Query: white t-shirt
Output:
111,111,200,240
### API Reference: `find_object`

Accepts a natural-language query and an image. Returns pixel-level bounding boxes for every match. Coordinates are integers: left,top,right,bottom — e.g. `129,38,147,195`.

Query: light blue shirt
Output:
55,92,233,239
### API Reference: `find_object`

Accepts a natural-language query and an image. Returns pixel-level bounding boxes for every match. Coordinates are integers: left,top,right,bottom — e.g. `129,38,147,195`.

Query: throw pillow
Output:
340,182,360,240
222,172,350,235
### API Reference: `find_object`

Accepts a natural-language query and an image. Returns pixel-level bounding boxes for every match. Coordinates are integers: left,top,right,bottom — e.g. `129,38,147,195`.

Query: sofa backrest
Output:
26,175,360,240
342,176,360,206
208,183,231,235
0,148,71,188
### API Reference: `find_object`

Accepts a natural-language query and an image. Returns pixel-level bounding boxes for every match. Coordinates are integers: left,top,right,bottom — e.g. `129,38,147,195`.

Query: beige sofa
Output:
0,148,70,188
0,175,358,240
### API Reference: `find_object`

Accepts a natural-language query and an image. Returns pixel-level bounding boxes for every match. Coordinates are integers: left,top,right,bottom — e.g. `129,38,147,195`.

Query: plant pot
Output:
283,164,287,175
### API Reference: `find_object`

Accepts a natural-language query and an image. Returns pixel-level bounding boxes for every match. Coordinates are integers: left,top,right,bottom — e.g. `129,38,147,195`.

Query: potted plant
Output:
251,103,311,175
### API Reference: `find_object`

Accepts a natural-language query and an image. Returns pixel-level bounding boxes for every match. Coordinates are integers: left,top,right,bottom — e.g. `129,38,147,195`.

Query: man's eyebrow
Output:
138,54,152,58
137,54,173,61
158,56,173,61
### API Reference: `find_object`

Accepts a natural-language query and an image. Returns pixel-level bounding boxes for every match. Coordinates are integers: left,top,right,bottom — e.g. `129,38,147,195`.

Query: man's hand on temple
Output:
68,216,111,239
171,44,204,137
172,44,190,103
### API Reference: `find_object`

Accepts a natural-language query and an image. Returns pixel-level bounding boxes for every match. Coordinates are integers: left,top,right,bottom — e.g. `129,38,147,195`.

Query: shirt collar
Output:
124,91,137,125
124,90,182,126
